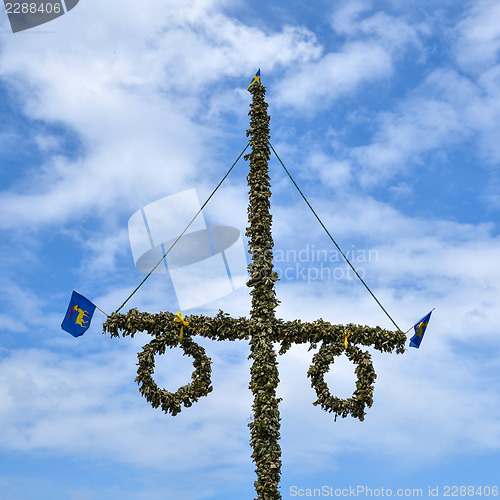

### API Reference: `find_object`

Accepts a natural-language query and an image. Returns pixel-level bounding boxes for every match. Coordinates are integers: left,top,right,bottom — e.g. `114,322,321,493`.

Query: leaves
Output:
135,332,213,417
102,311,404,423
246,83,282,500
100,82,408,500
308,341,377,421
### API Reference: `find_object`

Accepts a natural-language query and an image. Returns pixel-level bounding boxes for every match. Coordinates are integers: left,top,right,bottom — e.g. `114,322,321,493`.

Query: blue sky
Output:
1,0,500,498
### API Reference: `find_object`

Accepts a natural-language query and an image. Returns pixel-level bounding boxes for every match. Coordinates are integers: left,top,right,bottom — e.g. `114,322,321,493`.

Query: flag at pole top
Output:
409,310,433,348
61,290,96,337
248,69,261,90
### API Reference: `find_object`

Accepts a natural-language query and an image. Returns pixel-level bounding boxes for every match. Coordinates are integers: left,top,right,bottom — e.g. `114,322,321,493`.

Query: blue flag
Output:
248,69,261,90
61,291,96,337
409,311,433,348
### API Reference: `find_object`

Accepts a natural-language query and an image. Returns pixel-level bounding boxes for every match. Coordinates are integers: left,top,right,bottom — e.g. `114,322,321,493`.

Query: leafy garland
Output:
308,343,376,421
103,310,406,422
136,331,212,416
101,80,408,500
245,82,282,499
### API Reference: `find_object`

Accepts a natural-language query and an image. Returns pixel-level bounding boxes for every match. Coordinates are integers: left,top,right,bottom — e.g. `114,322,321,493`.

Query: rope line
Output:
268,141,402,332
115,141,251,313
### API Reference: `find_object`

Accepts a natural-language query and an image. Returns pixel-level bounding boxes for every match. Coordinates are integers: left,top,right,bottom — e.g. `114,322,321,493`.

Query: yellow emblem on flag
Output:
72,305,91,327
415,320,428,338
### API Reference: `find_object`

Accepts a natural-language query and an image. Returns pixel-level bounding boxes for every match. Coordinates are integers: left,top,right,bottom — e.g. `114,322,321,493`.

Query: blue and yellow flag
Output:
248,69,261,90
61,291,96,337
409,311,433,348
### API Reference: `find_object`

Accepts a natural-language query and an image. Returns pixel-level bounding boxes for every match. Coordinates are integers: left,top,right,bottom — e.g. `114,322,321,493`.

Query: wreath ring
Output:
135,332,213,416
308,342,377,421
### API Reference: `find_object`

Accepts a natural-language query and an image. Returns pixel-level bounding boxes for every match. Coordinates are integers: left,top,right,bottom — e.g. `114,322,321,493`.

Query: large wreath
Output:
308,342,376,421
136,332,212,416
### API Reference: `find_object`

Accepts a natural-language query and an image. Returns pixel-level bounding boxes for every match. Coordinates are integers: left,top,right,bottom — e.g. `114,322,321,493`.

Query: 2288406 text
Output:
443,486,498,497
5,2,62,14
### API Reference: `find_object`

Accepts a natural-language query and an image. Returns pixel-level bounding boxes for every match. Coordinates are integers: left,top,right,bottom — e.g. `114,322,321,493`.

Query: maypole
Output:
246,76,282,498
102,70,407,500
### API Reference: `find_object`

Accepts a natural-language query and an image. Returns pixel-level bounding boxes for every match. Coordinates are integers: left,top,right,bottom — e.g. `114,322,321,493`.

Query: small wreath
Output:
308,342,377,421
135,332,213,416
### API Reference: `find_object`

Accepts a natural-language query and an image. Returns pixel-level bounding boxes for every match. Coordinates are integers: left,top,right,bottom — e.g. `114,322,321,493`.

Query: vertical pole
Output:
246,82,282,499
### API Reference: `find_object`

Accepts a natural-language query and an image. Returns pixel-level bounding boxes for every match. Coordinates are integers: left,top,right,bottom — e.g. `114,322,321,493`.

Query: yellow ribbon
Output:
344,329,351,349
174,311,189,342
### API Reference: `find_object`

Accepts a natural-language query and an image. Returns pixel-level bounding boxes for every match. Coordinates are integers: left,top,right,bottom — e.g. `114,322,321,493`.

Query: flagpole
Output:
95,305,109,317
404,308,435,335
74,290,109,317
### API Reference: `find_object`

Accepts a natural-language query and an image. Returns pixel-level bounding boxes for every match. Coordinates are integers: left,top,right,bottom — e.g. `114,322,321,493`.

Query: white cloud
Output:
0,279,53,335
0,342,252,469
454,0,500,71
335,0,500,182
273,4,500,190
331,63,500,188
276,344,500,468
349,69,473,186
0,0,320,230
81,227,132,278
275,41,392,111
331,0,426,50
274,2,427,111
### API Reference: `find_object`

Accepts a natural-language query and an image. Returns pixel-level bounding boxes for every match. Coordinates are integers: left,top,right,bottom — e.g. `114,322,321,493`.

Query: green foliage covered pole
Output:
101,73,408,500
245,82,282,498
